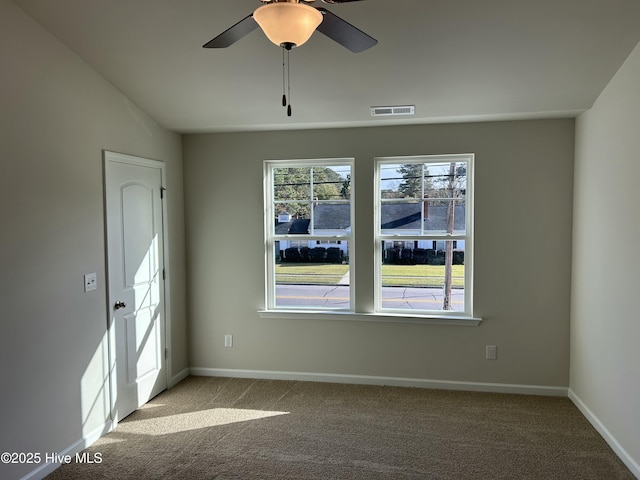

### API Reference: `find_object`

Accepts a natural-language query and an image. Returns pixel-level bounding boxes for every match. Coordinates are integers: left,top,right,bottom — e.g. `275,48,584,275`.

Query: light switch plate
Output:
84,273,97,292
486,345,497,360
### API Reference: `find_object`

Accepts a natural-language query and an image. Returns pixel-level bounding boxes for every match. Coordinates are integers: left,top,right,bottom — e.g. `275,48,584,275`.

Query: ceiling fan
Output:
202,0,378,53
203,0,377,116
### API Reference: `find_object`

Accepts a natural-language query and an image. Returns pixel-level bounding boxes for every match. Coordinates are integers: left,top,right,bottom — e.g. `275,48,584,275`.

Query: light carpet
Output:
45,376,634,479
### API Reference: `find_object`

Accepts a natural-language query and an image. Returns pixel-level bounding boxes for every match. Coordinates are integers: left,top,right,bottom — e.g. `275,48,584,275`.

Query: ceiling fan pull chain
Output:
281,47,287,107
287,48,292,117
279,44,294,116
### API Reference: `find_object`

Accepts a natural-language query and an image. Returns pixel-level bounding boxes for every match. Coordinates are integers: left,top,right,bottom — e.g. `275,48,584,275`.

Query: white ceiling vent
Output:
370,105,415,117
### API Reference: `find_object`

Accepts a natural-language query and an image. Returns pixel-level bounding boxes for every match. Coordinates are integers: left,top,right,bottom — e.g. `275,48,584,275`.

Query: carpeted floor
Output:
46,376,634,479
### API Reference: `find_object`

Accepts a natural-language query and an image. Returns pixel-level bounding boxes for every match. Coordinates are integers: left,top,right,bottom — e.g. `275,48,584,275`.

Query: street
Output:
275,284,464,311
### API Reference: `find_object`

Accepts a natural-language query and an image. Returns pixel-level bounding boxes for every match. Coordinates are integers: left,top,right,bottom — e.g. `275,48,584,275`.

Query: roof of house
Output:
313,204,351,230
381,204,466,232
275,204,465,234
275,218,310,235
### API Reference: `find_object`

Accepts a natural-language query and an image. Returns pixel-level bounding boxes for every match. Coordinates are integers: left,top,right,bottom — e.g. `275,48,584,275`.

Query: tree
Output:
398,164,421,198
340,173,351,199
442,162,457,310
398,164,423,198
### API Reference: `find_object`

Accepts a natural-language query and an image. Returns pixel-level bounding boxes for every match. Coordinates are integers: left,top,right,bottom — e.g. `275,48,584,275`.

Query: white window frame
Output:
264,158,355,312
374,154,475,317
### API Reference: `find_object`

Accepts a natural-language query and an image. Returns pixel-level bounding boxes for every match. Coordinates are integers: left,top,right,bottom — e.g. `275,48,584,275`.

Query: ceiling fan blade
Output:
203,14,258,48
322,0,367,3
316,8,377,53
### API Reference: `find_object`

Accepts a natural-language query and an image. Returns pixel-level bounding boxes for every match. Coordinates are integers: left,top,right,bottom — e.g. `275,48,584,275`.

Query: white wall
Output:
0,1,187,478
571,41,640,476
184,119,574,390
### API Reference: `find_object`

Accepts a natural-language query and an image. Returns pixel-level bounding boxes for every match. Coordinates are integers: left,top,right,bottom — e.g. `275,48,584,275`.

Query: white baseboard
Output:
189,367,568,397
19,421,113,480
169,367,190,388
569,389,640,478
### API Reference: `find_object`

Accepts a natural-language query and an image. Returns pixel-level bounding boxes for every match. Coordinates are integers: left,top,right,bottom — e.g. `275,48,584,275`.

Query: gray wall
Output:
0,1,187,478
572,41,640,473
183,119,574,388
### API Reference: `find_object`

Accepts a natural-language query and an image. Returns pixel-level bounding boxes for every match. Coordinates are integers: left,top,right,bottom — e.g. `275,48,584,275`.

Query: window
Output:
262,154,477,324
375,155,473,316
264,159,353,311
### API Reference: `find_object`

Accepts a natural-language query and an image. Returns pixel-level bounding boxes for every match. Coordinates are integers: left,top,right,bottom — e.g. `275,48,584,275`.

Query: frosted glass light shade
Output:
253,3,323,47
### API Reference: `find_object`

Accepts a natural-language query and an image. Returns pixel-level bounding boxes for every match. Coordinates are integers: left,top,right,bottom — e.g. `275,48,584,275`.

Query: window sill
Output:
257,310,482,326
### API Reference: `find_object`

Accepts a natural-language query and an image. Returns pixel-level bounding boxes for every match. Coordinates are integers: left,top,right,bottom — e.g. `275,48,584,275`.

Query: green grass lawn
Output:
275,263,349,284
382,264,464,287
275,263,463,287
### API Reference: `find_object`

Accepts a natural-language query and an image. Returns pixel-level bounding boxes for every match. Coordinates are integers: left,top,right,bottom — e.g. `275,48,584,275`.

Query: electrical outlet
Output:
224,335,233,347
84,273,97,292
486,345,497,360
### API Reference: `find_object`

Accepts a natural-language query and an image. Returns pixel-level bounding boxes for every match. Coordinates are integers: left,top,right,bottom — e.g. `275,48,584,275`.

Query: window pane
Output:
379,163,423,199
423,199,466,235
423,161,467,198
274,207,310,235
380,240,465,312
275,241,350,309
380,160,468,235
380,202,422,235
313,202,351,234
274,203,311,231
273,167,311,201
312,165,351,200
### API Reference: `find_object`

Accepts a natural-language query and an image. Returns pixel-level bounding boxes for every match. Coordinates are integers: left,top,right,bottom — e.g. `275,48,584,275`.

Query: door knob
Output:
114,301,126,310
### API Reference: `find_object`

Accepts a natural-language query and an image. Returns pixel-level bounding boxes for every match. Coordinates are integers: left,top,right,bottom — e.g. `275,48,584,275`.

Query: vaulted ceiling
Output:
14,0,640,132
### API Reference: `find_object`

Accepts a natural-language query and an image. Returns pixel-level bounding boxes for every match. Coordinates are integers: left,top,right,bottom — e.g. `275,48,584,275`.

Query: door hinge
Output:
160,186,166,199
162,269,166,280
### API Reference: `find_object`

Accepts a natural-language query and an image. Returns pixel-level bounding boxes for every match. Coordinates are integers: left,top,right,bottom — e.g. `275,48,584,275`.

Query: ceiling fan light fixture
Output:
253,2,323,48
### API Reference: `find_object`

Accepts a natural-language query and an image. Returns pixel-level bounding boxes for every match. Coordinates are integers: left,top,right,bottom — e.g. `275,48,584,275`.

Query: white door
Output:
104,151,167,422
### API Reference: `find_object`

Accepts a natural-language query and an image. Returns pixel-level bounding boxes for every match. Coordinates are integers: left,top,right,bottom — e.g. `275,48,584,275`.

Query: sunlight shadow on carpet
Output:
116,408,290,436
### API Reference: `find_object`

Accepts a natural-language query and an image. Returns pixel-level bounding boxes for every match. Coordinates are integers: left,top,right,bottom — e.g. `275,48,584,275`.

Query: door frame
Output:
103,150,172,426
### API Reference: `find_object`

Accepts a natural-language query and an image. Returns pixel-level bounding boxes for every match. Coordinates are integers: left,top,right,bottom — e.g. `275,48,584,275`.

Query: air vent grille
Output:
371,105,415,117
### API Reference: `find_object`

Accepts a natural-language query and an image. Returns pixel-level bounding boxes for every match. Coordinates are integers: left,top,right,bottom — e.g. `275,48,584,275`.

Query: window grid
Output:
265,159,354,312
375,154,474,316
